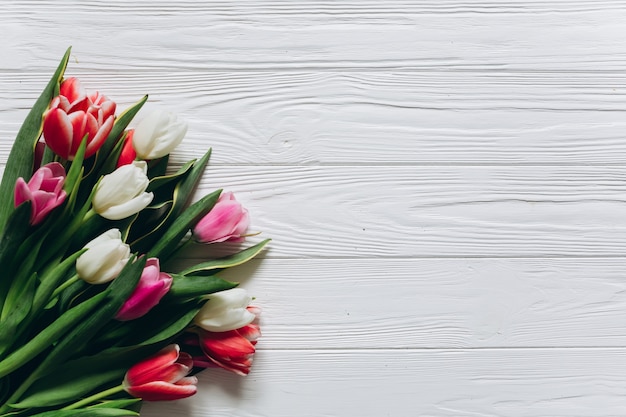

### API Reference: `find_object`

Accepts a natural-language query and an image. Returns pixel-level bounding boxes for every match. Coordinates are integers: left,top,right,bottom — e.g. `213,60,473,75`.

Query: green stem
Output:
50,274,79,299
82,208,96,224
62,384,125,410
0,371,38,414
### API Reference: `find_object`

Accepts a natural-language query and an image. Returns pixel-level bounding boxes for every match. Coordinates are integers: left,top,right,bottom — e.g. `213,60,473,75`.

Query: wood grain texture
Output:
214,258,626,349
140,348,626,417
3,71,626,165
181,165,626,258
1,2,626,71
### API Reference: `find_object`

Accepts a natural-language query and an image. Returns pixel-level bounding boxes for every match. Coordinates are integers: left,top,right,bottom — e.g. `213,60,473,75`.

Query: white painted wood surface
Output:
2,1,626,415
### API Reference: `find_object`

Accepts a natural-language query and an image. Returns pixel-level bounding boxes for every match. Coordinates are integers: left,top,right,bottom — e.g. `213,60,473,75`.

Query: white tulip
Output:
92,161,154,220
132,110,187,160
194,288,256,332
76,229,130,284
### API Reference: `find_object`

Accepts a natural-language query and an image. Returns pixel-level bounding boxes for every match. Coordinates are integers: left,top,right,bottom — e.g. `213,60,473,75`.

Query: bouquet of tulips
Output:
0,48,268,416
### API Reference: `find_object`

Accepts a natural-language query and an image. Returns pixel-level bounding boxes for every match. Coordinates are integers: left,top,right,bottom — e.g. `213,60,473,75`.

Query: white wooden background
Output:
2,1,626,416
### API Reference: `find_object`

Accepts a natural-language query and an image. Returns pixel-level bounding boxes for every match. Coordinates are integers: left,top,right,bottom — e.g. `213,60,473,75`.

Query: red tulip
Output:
115,258,172,321
193,192,249,243
116,130,137,167
190,306,261,376
43,77,116,160
14,162,67,225
123,344,197,401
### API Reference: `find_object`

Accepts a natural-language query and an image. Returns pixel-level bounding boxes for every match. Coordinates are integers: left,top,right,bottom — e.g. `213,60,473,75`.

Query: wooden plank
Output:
1,3,626,71
3,71,626,165
206,258,626,349
141,348,626,417
161,165,626,258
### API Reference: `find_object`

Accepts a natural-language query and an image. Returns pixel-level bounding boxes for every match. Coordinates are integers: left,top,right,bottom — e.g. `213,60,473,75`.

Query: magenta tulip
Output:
115,258,172,321
123,344,197,401
14,162,67,225
193,192,249,243
43,77,116,160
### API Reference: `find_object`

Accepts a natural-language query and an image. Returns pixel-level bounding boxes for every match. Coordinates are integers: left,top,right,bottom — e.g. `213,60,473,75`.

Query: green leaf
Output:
128,157,199,253
180,239,271,276
0,47,71,233
118,301,202,347
1,257,147,406
146,159,195,194
0,236,45,357
147,155,169,179
32,249,87,313
89,399,141,410
11,366,125,408
147,189,222,260
0,272,37,358
0,377,8,404
62,136,88,197
0,202,32,268
126,201,173,251
170,148,212,216
168,275,237,300
0,292,106,379
28,409,138,417
0,203,33,313
35,256,146,373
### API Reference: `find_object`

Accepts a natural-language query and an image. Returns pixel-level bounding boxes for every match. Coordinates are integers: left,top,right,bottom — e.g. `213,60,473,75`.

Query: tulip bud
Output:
123,344,197,401
193,192,249,243
115,258,173,321
132,109,187,160
193,288,256,332
189,307,261,376
92,161,154,220
14,162,67,225
76,229,130,284
42,77,116,160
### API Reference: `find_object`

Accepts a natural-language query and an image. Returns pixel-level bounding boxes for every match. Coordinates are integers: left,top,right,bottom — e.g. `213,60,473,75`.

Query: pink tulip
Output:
193,192,249,243
187,306,261,376
115,258,172,321
14,162,67,225
123,344,197,401
116,130,137,167
43,77,116,160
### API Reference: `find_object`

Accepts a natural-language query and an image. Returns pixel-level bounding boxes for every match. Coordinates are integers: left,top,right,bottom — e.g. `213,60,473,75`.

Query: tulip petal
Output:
43,108,74,160
93,161,153,220
123,345,198,401
132,109,187,160
14,178,32,208
193,192,249,243
237,323,262,343
85,115,114,158
115,267,172,321
117,130,137,167
125,345,181,387
200,330,256,359
59,77,85,104
97,192,154,221
13,162,67,225
126,380,197,402
76,229,130,284
194,288,255,332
